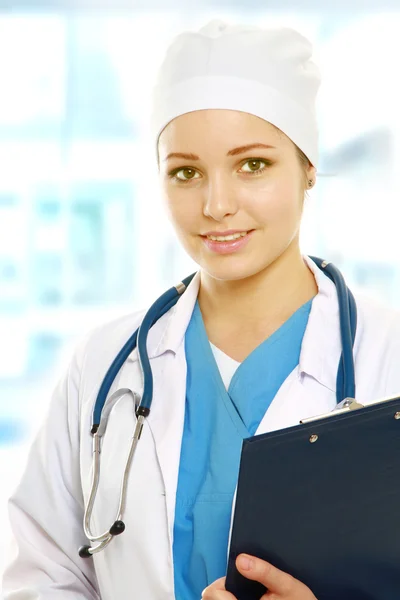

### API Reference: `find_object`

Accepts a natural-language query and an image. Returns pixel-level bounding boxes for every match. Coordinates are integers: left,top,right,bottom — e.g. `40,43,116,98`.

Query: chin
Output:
198,257,271,283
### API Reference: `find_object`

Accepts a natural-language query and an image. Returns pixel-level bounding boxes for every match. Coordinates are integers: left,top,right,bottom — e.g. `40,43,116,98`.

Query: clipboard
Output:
225,394,400,600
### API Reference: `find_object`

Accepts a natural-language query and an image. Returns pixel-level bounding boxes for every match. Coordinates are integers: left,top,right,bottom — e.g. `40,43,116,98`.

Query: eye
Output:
240,159,270,174
171,167,201,182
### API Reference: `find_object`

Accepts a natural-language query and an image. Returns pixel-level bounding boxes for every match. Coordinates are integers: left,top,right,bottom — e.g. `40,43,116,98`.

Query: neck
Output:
198,246,318,337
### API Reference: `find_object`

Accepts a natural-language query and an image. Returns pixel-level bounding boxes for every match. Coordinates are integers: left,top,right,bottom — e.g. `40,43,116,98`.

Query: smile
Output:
201,230,255,255
206,231,248,242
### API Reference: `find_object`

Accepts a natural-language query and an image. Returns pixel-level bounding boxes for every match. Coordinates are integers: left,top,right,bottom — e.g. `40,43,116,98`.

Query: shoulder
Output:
353,291,400,399
84,310,146,357
72,309,146,388
355,292,400,343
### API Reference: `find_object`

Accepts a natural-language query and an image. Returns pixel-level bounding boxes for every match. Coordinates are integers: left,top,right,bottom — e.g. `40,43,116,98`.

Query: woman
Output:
3,19,400,600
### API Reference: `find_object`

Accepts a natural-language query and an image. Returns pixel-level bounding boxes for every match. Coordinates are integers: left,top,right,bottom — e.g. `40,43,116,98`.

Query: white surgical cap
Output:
151,19,321,168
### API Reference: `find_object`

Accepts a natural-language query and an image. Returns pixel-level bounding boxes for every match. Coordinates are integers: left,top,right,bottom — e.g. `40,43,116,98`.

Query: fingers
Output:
236,554,315,598
201,590,235,600
201,576,237,599
203,577,226,591
236,554,293,594
202,556,316,599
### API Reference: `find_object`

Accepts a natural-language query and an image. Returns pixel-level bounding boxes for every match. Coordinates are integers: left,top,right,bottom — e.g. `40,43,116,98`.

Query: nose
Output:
203,171,239,221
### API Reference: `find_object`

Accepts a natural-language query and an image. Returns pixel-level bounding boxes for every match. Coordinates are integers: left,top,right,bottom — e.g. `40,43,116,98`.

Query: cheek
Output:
244,176,303,227
162,186,201,234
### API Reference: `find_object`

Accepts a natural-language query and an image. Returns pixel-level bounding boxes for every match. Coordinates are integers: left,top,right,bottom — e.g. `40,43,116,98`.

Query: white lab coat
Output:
3,256,400,600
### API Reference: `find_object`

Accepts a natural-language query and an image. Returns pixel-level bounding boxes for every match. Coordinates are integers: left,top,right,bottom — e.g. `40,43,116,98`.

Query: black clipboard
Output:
225,395,400,600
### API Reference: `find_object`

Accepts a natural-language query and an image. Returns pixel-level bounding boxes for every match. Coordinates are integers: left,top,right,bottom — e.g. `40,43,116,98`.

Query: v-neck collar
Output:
189,302,250,438
190,298,312,436
228,299,313,394
127,256,343,394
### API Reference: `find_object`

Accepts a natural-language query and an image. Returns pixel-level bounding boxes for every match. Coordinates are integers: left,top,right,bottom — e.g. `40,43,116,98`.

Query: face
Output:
158,109,315,282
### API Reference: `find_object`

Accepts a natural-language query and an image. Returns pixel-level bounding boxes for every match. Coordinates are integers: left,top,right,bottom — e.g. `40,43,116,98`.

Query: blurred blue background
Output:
2,0,400,571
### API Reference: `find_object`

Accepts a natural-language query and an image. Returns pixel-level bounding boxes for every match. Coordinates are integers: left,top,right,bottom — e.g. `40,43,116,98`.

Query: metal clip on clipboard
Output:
227,392,400,600
300,395,400,425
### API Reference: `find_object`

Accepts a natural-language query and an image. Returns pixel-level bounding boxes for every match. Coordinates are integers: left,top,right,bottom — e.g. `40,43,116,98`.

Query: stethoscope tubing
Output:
79,275,195,557
80,258,357,558
309,257,357,401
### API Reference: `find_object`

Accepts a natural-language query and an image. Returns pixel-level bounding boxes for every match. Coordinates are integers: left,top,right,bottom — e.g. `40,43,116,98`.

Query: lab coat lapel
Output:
141,273,201,543
254,367,337,436
255,257,343,436
116,257,343,545
145,349,187,545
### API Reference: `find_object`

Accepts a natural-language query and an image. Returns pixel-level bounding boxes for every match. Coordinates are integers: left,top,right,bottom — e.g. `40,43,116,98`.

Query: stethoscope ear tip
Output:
109,520,126,536
78,545,92,559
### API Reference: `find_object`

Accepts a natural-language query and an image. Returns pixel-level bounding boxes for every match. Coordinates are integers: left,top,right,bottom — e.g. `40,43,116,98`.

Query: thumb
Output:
236,554,297,595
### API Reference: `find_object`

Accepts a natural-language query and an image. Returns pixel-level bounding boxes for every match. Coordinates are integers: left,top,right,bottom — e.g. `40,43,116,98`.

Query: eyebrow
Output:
164,143,276,162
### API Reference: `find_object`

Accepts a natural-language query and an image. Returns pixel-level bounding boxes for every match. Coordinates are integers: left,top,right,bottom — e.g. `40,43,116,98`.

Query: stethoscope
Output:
78,257,357,558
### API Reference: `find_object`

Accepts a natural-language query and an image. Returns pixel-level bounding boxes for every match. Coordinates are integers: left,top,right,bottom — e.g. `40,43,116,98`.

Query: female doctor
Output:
3,19,400,600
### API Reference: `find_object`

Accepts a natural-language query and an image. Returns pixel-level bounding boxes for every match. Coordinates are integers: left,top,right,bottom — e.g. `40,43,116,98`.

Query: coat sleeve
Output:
1,339,100,599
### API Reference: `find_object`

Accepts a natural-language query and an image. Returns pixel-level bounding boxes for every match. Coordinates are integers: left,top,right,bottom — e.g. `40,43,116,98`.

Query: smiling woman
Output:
158,110,315,292
4,16,400,600
149,19,324,600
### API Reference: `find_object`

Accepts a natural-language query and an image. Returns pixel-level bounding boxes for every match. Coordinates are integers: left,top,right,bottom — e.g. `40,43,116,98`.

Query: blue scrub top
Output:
173,299,313,600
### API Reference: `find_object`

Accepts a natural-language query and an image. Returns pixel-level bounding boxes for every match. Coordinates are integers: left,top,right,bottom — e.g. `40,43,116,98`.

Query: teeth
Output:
207,231,248,241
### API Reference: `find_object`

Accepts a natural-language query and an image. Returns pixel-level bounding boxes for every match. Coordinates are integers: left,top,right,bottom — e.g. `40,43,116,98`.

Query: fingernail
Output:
237,554,254,571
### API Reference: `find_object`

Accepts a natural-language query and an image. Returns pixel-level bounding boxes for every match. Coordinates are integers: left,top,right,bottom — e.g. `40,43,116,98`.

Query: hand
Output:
201,554,317,599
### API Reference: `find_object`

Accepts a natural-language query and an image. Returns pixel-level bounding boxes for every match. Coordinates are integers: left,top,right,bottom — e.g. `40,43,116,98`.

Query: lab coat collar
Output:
299,256,342,392
127,271,201,362
127,256,343,393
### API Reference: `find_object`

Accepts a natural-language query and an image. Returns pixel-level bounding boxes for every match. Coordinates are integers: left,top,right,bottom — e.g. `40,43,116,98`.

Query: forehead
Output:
158,109,288,157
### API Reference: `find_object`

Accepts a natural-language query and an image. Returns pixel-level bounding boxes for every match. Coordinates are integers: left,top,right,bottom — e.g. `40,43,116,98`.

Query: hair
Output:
295,145,312,193
270,123,311,192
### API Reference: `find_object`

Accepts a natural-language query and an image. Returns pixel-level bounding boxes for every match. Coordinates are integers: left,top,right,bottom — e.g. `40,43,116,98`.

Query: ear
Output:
306,164,317,186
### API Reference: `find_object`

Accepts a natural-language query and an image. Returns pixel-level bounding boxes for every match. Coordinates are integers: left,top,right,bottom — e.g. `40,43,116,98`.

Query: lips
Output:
203,229,251,237
201,230,255,255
